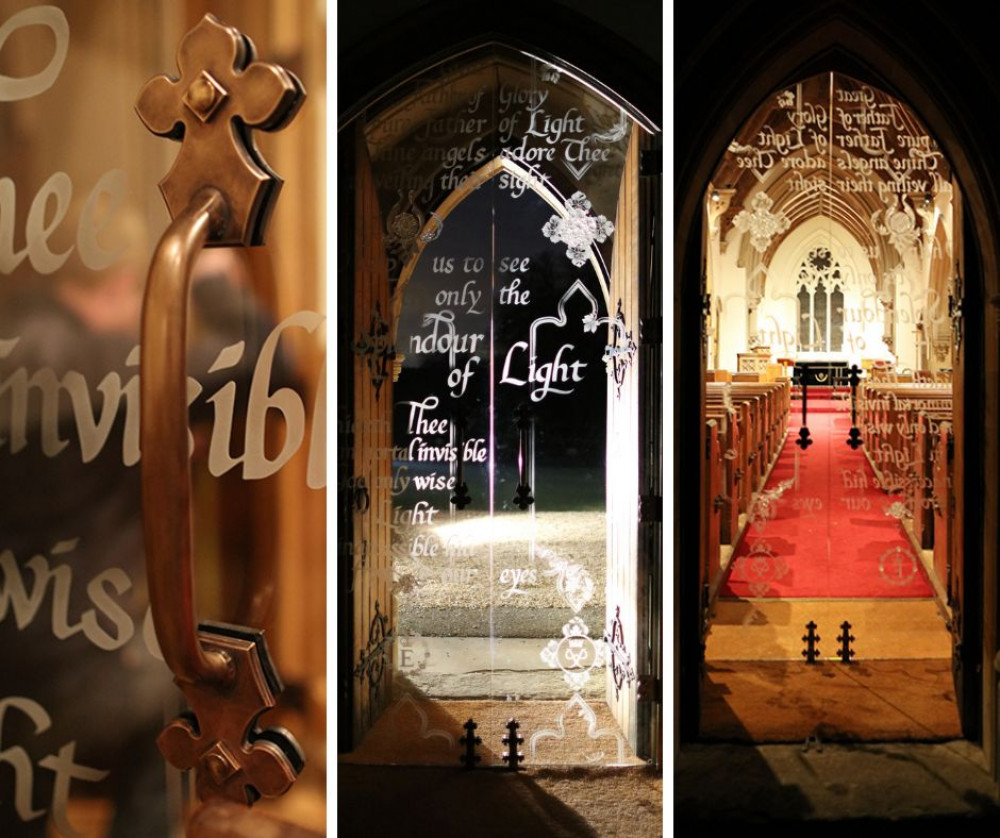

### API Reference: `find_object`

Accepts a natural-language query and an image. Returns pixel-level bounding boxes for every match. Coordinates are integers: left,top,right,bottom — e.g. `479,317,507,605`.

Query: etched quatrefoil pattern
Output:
732,191,790,253
540,616,607,691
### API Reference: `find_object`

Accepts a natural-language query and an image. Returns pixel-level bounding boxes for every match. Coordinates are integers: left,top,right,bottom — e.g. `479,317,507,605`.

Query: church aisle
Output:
703,392,957,741
720,394,934,599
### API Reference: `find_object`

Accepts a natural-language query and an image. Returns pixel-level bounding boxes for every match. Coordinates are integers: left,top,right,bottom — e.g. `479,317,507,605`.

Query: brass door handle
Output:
141,186,230,686
136,14,306,807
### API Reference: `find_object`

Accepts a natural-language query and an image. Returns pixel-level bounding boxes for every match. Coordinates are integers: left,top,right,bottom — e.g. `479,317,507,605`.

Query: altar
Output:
793,353,850,387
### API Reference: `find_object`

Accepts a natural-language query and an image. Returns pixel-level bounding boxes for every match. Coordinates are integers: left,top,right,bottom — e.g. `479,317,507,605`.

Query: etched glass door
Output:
0,3,326,835
345,47,649,766
700,72,963,742
387,170,634,766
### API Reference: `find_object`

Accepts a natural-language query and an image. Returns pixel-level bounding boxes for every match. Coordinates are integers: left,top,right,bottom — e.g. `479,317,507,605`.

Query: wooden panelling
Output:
606,127,641,749
351,124,394,746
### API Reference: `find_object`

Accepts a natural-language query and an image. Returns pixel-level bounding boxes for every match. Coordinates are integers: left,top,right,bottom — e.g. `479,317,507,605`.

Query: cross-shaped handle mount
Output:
135,14,304,246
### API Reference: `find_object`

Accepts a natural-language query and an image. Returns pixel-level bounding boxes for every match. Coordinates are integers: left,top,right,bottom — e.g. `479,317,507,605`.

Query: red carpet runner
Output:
720,394,934,598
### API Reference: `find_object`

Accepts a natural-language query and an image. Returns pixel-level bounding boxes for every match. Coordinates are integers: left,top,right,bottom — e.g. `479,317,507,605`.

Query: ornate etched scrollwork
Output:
871,194,920,255
529,693,627,765
583,298,637,397
539,547,596,613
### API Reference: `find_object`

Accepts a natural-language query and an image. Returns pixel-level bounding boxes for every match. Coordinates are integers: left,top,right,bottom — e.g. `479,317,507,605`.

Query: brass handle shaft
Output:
140,187,231,687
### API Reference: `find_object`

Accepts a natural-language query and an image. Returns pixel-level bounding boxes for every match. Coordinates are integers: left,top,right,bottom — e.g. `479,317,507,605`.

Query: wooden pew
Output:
707,380,791,488
860,382,952,497
704,419,722,588
858,381,954,598
707,388,765,492
932,420,954,599
912,409,952,548
703,379,791,563
705,405,740,544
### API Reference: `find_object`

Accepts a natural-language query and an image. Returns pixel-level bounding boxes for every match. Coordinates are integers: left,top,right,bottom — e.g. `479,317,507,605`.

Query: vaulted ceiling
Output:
710,72,950,284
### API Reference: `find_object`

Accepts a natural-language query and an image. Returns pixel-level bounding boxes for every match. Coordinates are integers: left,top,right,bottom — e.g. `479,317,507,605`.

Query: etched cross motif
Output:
540,616,607,690
542,191,614,266
135,14,305,246
157,623,304,805
878,546,919,586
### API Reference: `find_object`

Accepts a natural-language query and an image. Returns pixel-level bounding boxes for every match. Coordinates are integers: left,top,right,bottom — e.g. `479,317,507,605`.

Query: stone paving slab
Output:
678,740,1000,824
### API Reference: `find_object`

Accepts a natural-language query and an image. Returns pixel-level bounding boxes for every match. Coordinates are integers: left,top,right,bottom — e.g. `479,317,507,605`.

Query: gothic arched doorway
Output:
698,70,967,742
339,42,662,769
677,5,998,790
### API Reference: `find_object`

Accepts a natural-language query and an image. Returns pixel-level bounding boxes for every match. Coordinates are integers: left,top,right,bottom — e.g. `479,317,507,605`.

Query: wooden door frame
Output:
337,125,358,752
676,6,999,777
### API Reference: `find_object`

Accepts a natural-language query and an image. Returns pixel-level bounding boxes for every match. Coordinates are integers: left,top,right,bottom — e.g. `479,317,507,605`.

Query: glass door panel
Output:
382,178,633,764
491,179,628,764
354,45,643,768
0,4,326,834
702,71,959,742
391,177,493,698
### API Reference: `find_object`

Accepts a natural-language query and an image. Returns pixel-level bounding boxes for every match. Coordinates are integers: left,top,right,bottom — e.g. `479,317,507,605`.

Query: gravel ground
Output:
393,509,608,612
